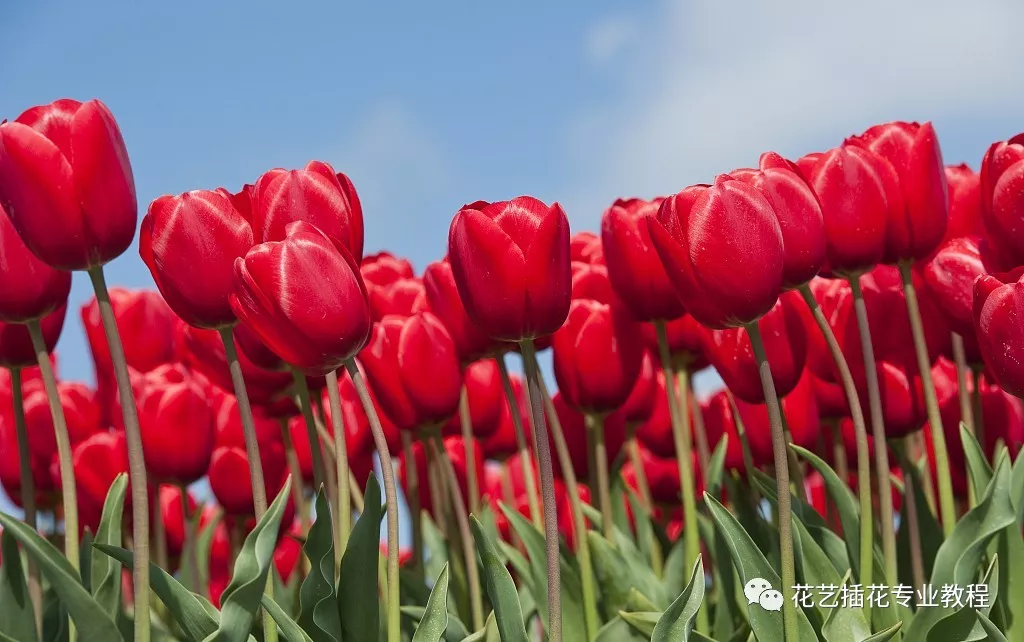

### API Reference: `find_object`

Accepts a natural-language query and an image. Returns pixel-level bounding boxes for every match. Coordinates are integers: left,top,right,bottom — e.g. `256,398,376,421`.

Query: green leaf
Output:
338,475,383,642
862,622,902,642
412,564,450,642
297,488,341,642
422,512,449,585
905,453,1016,640
896,455,942,587
705,435,729,500
661,540,686,597
652,555,705,642
91,473,127,615
94,543,219,641
977,611,1008,642
261,595,314,642
0,528,38,642
620,612,660,638
1012,448,1024,528
206,476,292,642
819,570,870,642
196,509,222,598
402,606,469,642
0,513,119,642
961,423,994,500
470,516,528,642
703,494,818,642
923,554,998,642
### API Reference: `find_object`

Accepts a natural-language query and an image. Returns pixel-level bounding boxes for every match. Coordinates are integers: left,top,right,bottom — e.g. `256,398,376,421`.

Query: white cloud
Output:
564,0,1024,226
584,15,638,64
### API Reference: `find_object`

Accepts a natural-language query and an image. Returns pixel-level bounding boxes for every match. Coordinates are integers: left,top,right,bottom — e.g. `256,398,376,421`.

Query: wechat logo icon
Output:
744,578,784,612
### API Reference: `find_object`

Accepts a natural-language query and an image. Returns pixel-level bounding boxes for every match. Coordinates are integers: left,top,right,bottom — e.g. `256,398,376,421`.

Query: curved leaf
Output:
338,474,383,642
0,513,119,642
976,611,1007,642
704,435,729,500
262,595,314,642
620,612,660,638
863,621,902,642
91,473,127,616
961,423,993,501
0,528,38,642
298,488,341,642
470,516,528,642
413,564,450,642
652,555,705,642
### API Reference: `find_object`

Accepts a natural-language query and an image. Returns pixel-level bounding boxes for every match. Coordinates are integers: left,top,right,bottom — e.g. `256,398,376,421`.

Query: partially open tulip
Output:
212,387,281,450
796,145,891,277
361,253,427,321
981,134,1024,266
849,121,948,263
0,306,66,369
231,221,371,376
138,364,216,485
702,290,809,404
140,189,254,328
975,271,1024,397
251,161,363,262
443,358,504,439
0,99,137,270
921,235,987,338
648,177,784,328
731,152,826,288
423,259,496,363
0,204,72,322
359,312,462,430
448,196,571,340
570,231,604,264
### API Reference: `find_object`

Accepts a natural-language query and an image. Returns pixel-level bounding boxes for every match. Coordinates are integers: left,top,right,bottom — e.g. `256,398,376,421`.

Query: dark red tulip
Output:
548,392,626,481
0,99,137,271
648,177,784,328
448,196,571,341
0,204,71,322
479,373,530,460
552,297,644,414
71,431,129,531
138,364,215,485
423,259,497,363
0,305,66,369
944,164,982,241
981,134,1024,266
250,161,363,262
208,440,287,516
731,152,826,288
570,231,604,264
176,324,292,407
398,435,484,517
601,197,685,322
159,485,197,560
974,271,1024,397
621,351,657,427
359,312,462,430
23,379,102,462
140,189,254,328
231,221,371,376
702,290,809,404
443,358,504,439
848,121,948,263
796,145,890,277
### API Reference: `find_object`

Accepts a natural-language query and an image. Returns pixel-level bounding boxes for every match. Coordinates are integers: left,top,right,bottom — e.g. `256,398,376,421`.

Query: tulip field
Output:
2,100,1024,642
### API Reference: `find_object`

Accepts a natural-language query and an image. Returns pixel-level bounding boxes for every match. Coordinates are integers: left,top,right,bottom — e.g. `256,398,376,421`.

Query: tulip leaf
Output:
620,612,660,638
261,594,314,642
297,487,341,642
1012,448,1024,529
705,435,729,500
594,616,649,641
977,610,1008,642
471,515,528,642
923,554,998,642
0,528,38,642
91,473,127,615
819,569,871,642
402,606,469,642
338,474,383,642
411,564,450,642
651,555,705,642
961,423,994,500
206,476,292,642
862,621,903,642
704,493,818,642
0,512,119,642
458,612,498,642
904,452,1015,640
93,543,220,641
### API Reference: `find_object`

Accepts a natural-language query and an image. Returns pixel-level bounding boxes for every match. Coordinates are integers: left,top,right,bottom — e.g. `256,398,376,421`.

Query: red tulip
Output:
570,231,604,264
23,380,102,462
621,351,657,427
159,485,197,560
552,297,644,414
0,305,66,369
811,374,849,420
361,253,427,321
0,204,71,322
0,99,137,270
944,164,983,241
250,162,363,262
233,321,288,372
648,177,784,328
974,271,1024,397
570,261,618,304
731,152,826,288
443,359,504,439
0,403,59,510
448,196,571,341
921,235,987,338
138,364,215,485
361,251,414,286
359,312,462,430
71,431,129,531
601,197,685,322
423,259,497,363
548,392,626,481
796,145,890,277
981,134,1024,266
231,221,371,376
208,440,287,516
702,290,809,404
140,189,254,328
398,435,484,517
274,521,304,583
212,387,281,450
635,370,678,458
848,121,948,263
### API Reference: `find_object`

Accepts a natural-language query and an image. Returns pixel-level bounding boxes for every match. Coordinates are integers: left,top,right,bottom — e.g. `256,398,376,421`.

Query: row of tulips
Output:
1,95,1024,642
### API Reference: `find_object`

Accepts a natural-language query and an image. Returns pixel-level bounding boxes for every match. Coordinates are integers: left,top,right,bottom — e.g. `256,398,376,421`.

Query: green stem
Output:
495,356,543,529
746,323,798,642
458,385,481,515
688,383,712,477
848,275,899,586
585,413,614,539
324,371,351,563
9,366,43,635
518,339,562,642
537,373,600,640
86,266,148,642
278,419,309,535
178,484,199,594
951,332,977,508
344,359,401,642
798,283,876,592
291,370,327,492
897,262,955,536
402,431,425,583
971,365,985,453
654,321,706,634
218,329,269,518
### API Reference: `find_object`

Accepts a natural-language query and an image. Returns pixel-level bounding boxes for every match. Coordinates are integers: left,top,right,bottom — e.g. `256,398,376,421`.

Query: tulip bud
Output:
71,432,129,532
138,364,216,485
